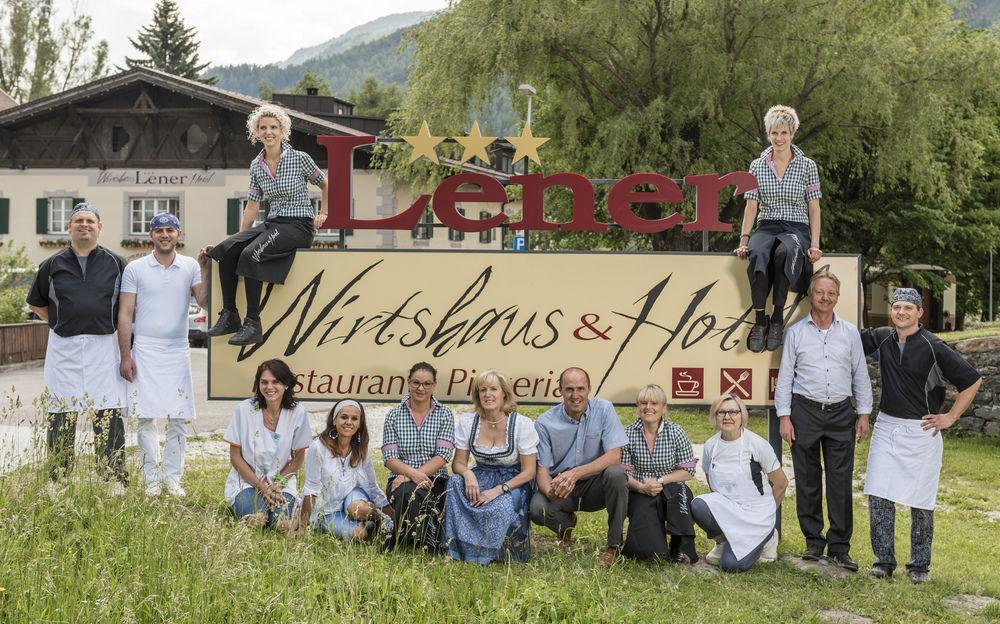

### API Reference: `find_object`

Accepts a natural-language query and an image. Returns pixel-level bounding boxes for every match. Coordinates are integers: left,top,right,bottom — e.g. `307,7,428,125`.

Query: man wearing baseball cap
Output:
118,212,208,497
860,287,982,583
26,202,129,492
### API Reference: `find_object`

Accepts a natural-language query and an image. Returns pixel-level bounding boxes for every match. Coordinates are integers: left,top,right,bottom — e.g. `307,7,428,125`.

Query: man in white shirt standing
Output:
118,213,208,497
775,270,872,572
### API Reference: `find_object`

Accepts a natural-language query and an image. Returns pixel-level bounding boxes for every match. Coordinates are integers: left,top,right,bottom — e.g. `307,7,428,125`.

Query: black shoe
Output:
207,309,242,337
747,319,769,353
828,552,859,572
907,569,930,584
766,319,785,351
801,545,824,561
228,318,263,346
869,565,893,579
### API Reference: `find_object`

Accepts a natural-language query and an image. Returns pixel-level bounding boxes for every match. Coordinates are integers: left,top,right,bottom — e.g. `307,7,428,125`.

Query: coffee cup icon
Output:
675,371,701,397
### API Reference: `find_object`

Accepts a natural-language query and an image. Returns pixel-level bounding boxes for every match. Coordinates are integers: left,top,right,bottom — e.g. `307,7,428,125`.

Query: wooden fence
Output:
0,322,48,365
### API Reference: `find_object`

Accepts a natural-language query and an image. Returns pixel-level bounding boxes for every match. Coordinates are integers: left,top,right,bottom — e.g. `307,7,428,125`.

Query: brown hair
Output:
318,400,369,468
808,270,841,295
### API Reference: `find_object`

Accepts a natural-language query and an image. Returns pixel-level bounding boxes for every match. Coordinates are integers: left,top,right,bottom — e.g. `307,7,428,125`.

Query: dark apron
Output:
747,220,812,294
208,217,314,284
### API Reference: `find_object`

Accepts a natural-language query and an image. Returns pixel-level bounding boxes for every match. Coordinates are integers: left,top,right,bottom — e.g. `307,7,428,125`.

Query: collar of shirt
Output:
256,141,292,166
805,311,841,330
144,252,180,270
555,401,588,425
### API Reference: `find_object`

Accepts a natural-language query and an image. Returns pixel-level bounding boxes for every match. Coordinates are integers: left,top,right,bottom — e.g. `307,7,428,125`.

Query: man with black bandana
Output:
860,287,982,583
27,202,129,492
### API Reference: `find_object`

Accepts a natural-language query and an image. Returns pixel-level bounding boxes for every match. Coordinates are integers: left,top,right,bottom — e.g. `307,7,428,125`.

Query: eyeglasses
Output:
716,410,742,417
409,380,436,389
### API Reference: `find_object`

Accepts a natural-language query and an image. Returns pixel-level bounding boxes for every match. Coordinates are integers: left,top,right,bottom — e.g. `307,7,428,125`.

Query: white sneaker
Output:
706,542,724,566
109,481,127,497
760,529,779,563
164,483,186,498
144,482,163,497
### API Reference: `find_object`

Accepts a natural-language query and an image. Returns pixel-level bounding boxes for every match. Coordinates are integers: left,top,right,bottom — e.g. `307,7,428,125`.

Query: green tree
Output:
292,70,332,96
124,0,216,84
0,0,109,102
391,0,1000,324
257,79,274,101
0,242,36,323
347,75,402,118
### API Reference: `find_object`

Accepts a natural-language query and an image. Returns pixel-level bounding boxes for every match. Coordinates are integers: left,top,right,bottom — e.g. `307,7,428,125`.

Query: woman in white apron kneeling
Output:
691,395,788,572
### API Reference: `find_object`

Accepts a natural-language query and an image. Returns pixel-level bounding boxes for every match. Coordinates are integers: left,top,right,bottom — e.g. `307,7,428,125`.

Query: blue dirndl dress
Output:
443,413,534,564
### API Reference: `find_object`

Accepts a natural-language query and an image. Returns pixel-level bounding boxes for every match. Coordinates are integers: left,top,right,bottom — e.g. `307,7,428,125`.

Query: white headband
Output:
333,400,362,418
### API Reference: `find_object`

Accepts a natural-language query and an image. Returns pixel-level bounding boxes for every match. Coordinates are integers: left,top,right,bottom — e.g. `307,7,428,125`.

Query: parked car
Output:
188,302,207,348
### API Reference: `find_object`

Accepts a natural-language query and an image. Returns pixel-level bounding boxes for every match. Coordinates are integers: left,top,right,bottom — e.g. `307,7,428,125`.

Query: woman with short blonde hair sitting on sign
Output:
442,369,539,563
736,104,823,353
691,395,787,572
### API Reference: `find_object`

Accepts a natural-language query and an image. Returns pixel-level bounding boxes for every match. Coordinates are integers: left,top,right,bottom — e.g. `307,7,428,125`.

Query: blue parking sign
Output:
513,235,525,251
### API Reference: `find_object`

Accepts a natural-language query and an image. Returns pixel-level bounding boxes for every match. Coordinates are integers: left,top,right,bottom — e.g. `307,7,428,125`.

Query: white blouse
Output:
299,437,389,526
223,399,313,504
454,412,539,467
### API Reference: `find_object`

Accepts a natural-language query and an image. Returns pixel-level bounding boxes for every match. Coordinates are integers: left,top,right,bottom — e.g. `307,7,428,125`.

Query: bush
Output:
0,243,36,324
0,286,28,323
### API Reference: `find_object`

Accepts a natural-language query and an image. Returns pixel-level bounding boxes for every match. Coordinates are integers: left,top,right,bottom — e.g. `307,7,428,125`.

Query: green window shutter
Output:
227,198,241,234
36,198,48,234
0,198,9,234
72,197,85,208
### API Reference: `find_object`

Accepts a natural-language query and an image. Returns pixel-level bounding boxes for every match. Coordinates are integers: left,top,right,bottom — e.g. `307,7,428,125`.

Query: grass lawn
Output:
1,408,998,623
936,321,1000,342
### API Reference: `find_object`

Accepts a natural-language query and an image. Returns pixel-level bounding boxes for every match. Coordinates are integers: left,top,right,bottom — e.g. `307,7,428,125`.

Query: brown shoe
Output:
598,546,620,567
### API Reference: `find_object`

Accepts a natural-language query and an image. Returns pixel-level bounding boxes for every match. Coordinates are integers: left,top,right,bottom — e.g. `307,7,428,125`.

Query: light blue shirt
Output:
775,312,873,417
535,397,628,476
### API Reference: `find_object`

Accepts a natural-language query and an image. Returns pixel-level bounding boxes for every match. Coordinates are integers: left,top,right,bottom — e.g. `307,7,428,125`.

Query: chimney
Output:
306,87,319,96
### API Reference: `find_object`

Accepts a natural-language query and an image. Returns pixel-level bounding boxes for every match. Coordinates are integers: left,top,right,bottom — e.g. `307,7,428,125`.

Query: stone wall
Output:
867,336,1000,436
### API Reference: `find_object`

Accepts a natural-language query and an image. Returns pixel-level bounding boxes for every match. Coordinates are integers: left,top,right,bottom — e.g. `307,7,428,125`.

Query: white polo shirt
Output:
121,252,201,340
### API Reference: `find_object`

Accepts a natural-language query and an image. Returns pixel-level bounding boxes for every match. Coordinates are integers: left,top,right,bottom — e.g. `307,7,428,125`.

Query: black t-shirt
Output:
861,326,981,419
26,246,126,337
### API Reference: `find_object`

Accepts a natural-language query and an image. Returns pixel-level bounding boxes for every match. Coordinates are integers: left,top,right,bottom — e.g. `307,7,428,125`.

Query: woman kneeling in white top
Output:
692,394,788,572
297,400,394,541
224,359,313,529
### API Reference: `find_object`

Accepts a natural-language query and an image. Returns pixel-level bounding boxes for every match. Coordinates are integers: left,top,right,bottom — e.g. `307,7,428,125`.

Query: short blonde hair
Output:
636,384,668,407
708,394,749,429
808,270,841,295
764,105,800,134
471,369,518,415
246,104,292,145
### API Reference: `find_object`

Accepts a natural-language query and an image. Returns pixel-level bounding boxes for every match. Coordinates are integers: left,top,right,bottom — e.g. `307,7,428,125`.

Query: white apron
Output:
43,330,125,413
699,433,777,560
864,412,943,510
223,403,301,505
128,335,195,420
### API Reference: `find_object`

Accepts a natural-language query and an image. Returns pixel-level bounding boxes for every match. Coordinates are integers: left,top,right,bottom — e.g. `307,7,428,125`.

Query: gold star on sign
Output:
402,120,445,164
453,120,497,164
505,124,549,166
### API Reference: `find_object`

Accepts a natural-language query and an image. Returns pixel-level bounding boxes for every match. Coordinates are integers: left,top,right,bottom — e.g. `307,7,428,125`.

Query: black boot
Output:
747,318,769,353
228,318,263,346
207,309,242,337
766,319,785,351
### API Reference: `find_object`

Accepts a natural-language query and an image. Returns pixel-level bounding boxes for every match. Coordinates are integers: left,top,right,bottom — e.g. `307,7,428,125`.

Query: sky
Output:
52,0,450,67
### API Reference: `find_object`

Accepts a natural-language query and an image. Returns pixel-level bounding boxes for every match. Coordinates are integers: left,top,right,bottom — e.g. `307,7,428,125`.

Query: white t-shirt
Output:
702,429,781,498
299,438,389,526
223,399,313,504
454,412,539,467
121,253,201,340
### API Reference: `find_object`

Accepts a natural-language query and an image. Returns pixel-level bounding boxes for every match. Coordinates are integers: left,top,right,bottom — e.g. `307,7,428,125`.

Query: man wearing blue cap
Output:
117,212,208,497
860,287,982,583
27,203,129,492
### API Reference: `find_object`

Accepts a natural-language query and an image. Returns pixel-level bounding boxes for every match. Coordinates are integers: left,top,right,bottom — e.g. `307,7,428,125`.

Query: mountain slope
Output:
280,11,434,67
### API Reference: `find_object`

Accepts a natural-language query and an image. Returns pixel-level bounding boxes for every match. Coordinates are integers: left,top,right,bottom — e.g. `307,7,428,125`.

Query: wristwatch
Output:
501,482,511,494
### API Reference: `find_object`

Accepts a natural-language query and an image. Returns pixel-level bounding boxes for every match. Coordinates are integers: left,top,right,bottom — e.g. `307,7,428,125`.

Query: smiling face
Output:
477,378,505,415
768,125,794,154
334,405,362,440
149,226,181,254
257,369,287,406
715,399,743,436
637,399,665,426
809,276,840,316
408,368,436,402
891,301,922,332
560,369,591,419
69,210,102,247
256,115,285,148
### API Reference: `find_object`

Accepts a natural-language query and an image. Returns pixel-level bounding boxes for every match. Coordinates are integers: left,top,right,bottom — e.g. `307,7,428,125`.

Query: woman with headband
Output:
296,399,393,541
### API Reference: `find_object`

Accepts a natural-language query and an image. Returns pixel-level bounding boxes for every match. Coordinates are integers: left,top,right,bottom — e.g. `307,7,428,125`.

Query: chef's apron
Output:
127,335,196,420
43,331,125,413
747,220,813,294
206,217,314,285
864,412,943,510
699,433,777,560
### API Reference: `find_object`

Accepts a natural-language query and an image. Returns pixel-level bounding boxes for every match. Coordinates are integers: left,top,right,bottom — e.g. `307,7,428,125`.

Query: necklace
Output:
482,414,505,429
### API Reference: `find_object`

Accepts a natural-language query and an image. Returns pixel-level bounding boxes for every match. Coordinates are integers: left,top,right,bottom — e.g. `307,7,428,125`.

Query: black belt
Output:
793,394,851,412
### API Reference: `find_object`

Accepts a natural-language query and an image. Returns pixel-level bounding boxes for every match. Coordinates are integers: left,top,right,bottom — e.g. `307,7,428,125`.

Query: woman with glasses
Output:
442,370,538,564
691,395,788,572
381,362,455,550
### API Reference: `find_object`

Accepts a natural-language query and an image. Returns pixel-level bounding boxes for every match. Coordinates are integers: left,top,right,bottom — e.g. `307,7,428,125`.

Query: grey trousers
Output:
529,466,628,548
869,495,934,573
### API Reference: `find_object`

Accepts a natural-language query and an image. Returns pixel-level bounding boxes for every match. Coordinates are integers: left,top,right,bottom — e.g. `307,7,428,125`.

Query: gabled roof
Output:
0,67,365,137
0,88,16,111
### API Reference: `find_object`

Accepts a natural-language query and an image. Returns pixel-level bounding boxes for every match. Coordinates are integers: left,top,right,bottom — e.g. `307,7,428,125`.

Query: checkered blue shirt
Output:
620,419,697,480
743,145,821,224
381,396,455,478
247,141,326,219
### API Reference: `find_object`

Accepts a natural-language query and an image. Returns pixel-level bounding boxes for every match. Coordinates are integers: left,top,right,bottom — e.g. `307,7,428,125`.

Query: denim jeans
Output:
315,486,372,539
232,487,295,527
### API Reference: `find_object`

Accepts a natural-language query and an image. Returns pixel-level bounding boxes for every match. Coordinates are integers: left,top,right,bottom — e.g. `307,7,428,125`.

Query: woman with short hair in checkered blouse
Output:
735,104,824,353
620,384,699,562
201,104,329,346
381,362,456,551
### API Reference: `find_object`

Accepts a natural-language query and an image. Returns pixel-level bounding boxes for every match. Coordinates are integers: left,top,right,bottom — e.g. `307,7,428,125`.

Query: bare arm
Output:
241,200,261,230
505,453,537,490
278,447,306,481
192,254,209,310
808,199,821,249
117,292,137,382
768,467,788,508
314,178,329,228
659,468,693,485
922,378,984,435
550,447,623,499
735,199,758,257
29,305,48,321
536,462,555,499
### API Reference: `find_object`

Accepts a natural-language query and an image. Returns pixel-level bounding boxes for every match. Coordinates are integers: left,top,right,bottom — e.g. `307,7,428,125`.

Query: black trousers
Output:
528,466,628,548
789,395,856,555
385,474,448,552
47,409,128,484
622,482,698,561
747,220,811,313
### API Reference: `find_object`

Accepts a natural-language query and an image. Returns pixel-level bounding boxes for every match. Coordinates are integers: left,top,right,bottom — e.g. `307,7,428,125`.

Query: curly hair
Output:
246,104,293,145
763,104,800,134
